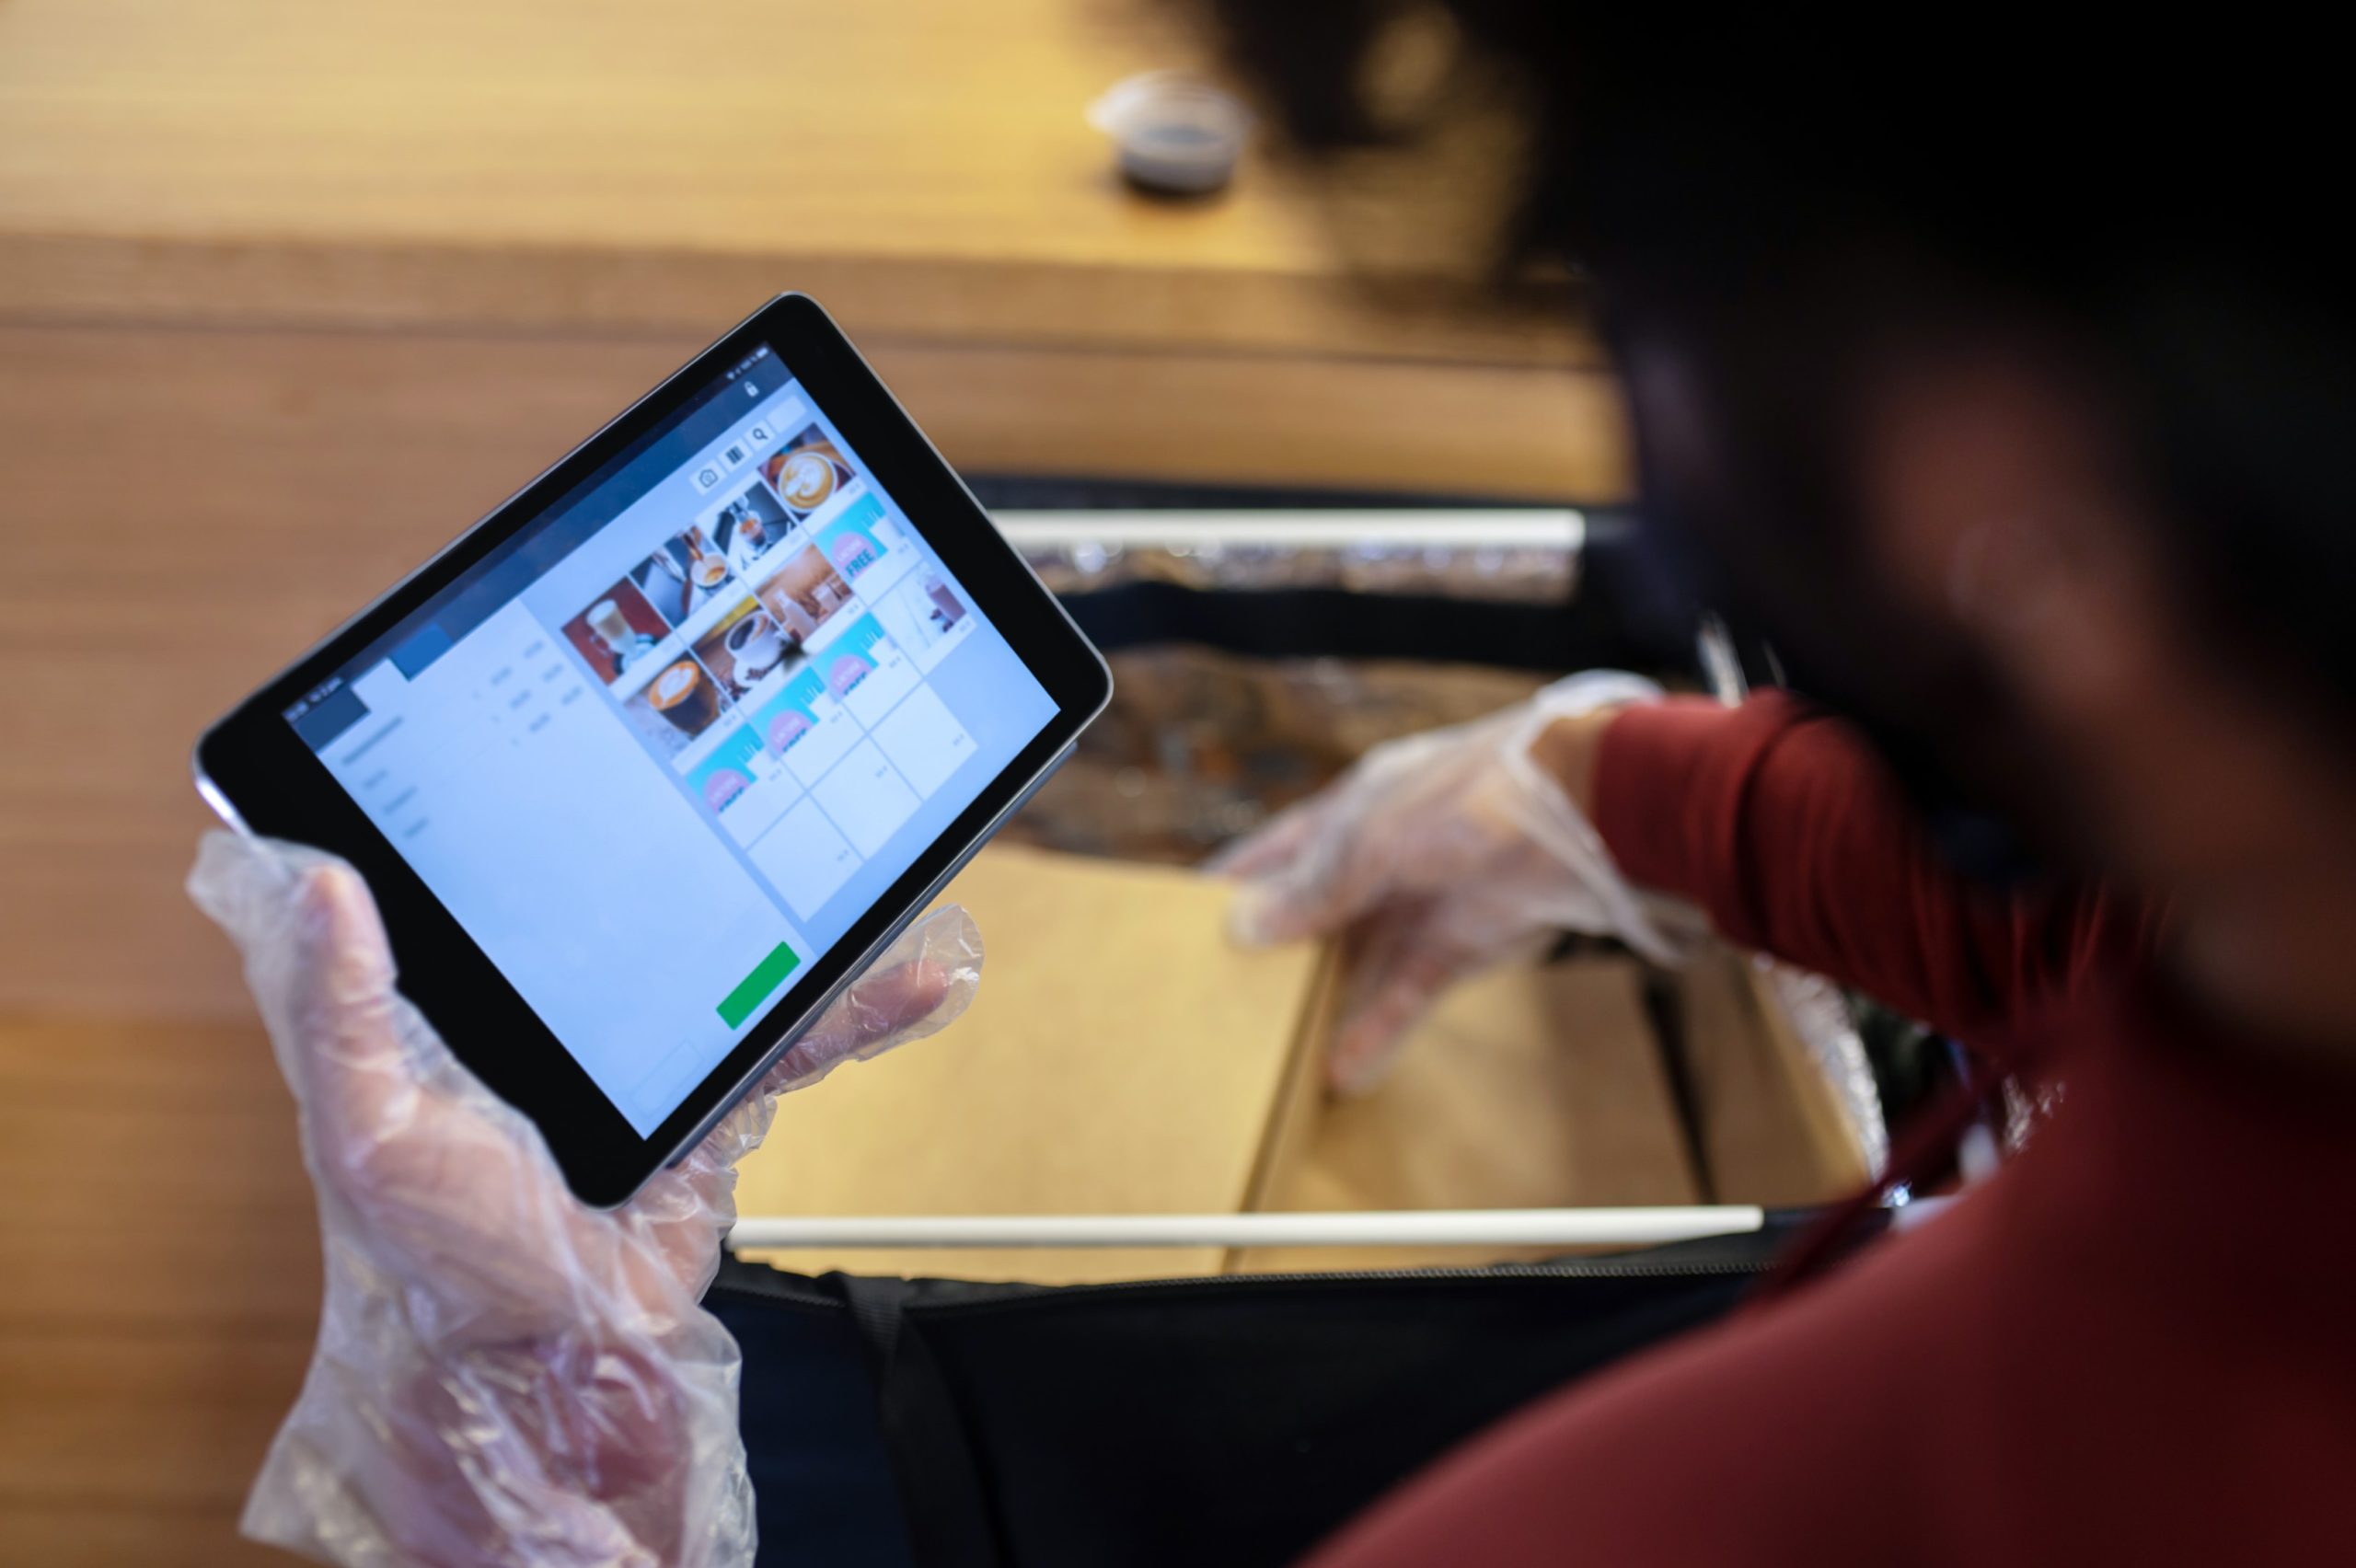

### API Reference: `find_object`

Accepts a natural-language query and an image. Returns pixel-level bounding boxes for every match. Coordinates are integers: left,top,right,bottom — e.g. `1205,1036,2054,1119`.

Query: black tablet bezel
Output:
194,294,1111,1207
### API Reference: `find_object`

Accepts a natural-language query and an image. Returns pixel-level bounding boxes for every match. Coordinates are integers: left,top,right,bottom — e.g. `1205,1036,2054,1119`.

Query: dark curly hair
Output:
1176,3,2354,745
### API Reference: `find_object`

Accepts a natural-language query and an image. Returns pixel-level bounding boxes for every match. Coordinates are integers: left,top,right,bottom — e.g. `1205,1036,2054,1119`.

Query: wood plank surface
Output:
0,0,1315,266
0,0,1596,366
0,1015,314,1568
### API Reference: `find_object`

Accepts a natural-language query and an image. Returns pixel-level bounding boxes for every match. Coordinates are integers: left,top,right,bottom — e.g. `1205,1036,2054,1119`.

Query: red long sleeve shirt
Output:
1308,694,2356,1566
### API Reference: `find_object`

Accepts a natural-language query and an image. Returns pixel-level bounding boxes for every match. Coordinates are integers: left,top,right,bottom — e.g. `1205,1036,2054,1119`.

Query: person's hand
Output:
189,831,982,1568
1218,672,1693,1094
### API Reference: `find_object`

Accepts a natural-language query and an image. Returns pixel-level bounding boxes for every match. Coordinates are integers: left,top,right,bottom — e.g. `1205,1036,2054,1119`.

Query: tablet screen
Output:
280,344,1058,1135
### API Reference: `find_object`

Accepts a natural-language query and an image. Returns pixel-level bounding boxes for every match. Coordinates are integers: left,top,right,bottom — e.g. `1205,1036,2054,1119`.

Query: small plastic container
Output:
1089,72,1252,197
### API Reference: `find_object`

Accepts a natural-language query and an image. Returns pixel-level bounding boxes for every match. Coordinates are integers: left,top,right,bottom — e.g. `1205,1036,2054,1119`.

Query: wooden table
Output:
0,4,1633,1560
0,0,1622,368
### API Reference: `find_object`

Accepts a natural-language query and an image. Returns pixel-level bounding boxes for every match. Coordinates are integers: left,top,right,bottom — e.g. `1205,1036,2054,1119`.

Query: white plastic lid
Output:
1088,72,1252,196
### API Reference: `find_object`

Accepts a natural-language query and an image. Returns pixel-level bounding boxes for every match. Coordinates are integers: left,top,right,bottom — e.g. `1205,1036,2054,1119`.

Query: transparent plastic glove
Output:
188,831,983,1568
1217,672,1697,1094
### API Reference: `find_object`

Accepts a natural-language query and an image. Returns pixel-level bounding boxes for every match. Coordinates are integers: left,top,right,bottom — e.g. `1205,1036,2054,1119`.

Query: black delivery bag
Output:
707,1218,1818,1568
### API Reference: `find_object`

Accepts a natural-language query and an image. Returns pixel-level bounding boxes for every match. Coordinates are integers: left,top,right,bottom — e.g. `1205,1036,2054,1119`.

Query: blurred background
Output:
0,5,1906,1562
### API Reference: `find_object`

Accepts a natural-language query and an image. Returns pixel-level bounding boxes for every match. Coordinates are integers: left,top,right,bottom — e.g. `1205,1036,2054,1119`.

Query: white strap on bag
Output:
730,1206,1765,1251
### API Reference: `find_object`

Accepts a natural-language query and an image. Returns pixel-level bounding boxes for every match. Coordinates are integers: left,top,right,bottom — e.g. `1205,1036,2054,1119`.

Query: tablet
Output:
195,295,1112,1206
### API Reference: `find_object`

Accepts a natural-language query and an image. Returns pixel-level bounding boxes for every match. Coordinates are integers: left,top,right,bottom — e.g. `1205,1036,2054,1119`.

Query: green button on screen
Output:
717,941,802,1028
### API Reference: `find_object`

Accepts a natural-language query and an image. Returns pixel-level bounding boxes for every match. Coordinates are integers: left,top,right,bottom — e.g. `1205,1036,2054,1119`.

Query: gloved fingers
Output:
1207,787,1335,881
193,836,586,1324
1218,725,1504,949
574,902,984,1299
285,857,429,1156
1219,791,1395,948
188,827,306,949
1323,903,1490,1096
191,833,426,1160
645,904,987,1285
199,831,760,1565
283,858,565,1249
772,901,983,1086
684,902,986,1181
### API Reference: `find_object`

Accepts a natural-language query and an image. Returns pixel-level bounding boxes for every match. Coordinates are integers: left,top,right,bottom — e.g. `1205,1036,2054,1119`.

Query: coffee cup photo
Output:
724,608,789,676
560,578,672,684
631,525,737,628
618,651,732,755
704,484,792,574
757,424,856,519
648,660,719,732
690,596,801,703
681,525,732,592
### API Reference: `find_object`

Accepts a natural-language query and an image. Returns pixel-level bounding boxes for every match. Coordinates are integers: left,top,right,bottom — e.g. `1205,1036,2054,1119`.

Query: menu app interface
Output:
283,346,1057,1134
